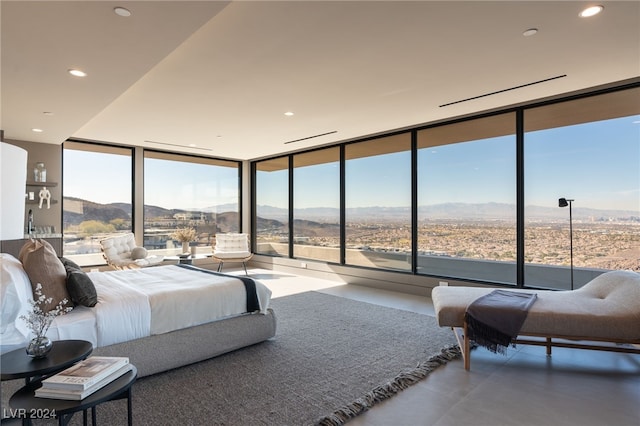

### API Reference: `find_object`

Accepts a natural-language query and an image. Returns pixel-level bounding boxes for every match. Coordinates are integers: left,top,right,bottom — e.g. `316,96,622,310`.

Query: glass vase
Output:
182,242,190,254
34,162,46,182
26,336,53,358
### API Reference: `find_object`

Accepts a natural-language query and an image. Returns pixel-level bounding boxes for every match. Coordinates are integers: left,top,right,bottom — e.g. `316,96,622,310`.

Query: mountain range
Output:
63,197,638,226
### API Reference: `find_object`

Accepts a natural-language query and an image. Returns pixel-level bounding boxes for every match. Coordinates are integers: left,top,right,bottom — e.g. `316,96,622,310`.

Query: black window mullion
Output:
411,131,418,274
340,145,346,265
288,155,294,259
250,161,256,252
516,109,525,288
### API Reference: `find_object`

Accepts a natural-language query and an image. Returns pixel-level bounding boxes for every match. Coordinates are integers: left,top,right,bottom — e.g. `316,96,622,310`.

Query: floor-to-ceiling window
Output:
255,157,289,256
62,141,133,266
416,113,517,284
143,151,241,255
344,133,412,271
251,84,639,286
293,147,340,262
524,88,640,289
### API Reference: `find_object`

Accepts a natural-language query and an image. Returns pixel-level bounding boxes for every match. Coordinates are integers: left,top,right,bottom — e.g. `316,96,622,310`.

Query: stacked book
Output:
35,356,132,400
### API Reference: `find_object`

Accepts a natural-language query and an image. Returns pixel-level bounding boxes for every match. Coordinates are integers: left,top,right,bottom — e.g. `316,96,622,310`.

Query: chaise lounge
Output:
432,270,640,370
100,233,164,270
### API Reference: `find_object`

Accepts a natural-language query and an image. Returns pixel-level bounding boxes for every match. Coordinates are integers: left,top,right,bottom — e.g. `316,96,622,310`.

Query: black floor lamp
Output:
558,198,574,290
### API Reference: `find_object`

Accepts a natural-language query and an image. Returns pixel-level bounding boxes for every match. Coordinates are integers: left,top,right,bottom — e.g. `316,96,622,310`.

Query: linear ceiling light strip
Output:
439,75,567,107
284,131,337,144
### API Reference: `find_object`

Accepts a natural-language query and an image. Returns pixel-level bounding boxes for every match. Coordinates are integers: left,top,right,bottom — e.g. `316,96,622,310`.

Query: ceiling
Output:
2,1,639,161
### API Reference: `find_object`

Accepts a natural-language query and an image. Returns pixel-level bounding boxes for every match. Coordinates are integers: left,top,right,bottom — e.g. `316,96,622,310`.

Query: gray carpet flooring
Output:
1,291,459,425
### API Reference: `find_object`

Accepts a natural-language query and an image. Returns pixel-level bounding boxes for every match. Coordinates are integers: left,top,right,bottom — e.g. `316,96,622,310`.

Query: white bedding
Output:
47,306,97,345
1,254,272,351
89,265,271,346
86,265,272,347
88,269,151,346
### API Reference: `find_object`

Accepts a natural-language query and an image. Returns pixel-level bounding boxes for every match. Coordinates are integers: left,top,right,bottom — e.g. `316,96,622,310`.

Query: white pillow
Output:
131,246,148,260
1,253,33,351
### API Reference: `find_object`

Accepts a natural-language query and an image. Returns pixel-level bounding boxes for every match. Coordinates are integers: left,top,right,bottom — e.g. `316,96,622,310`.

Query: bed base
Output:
453,322,640,371
94,308,276,377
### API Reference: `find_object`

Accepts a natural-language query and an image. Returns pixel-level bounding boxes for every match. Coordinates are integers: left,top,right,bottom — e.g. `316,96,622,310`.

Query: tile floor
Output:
242,267,640,426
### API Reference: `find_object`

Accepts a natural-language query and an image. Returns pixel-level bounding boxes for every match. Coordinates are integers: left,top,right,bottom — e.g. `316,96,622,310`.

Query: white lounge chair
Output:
212,233,253,275
100,233,163,270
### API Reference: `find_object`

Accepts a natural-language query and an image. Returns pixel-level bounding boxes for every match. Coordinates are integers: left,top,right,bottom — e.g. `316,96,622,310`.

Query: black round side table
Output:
1,340,93,385
9,366,137,426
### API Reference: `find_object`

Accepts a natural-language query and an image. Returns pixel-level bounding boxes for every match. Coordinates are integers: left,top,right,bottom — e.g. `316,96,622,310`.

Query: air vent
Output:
144,140,212,151
439,75,567,107
284,131,337,144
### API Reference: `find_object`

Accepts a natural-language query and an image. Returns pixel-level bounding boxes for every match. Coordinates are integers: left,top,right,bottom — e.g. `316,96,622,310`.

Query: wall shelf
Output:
25,181,58,206
26,181,58,187
26,200,58,205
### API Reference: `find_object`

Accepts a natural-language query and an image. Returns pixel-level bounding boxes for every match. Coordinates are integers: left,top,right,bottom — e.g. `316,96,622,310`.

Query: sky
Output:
262,115,640,212
143,158,239,209
63,153,239,210
65,115,639,212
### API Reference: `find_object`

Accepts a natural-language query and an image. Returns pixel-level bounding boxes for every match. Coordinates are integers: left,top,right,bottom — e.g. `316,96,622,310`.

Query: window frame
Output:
250,82,640,289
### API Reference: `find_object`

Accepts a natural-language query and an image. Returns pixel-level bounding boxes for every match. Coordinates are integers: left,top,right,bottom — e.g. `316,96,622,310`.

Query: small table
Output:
9,366,137,426
164,253,213,265
1,340,93,385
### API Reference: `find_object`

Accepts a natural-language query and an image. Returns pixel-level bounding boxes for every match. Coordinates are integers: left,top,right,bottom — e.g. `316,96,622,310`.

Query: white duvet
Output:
50,265,272,348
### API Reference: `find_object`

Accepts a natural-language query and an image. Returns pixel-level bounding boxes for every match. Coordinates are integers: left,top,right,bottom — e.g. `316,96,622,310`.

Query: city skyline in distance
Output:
256,202,639,222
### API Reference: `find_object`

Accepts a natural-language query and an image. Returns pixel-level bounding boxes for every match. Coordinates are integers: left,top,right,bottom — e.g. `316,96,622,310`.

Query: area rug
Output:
2,291,461,425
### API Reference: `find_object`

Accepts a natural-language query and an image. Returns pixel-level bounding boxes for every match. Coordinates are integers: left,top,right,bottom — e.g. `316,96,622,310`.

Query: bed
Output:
0,252,276,377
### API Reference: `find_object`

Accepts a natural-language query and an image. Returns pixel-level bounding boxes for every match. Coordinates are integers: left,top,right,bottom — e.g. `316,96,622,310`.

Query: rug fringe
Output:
315,344,463,426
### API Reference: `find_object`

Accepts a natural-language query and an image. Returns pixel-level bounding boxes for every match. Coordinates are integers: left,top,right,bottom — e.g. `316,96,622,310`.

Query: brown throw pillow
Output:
20,239,73,312
18,240,35,264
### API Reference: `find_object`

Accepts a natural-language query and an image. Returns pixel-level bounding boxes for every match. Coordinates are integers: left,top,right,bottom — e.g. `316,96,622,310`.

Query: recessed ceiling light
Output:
31,128,43,133
579,5,604,18
284,112,294,116
43,112,54,116
523,28,538,37
114,7,131,17
68,69,87,77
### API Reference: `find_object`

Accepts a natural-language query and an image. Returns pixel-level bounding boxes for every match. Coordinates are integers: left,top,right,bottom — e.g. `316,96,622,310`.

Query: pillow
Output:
65,267,98,307
20,239,73,312
59,257,81,270
18,241,34,264
0,253,32,346
131,246,148,260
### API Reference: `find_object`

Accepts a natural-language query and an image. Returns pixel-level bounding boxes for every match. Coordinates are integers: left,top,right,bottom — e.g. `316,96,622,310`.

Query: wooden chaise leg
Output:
546,337,552,356
452,323,471,371
463,321,470,370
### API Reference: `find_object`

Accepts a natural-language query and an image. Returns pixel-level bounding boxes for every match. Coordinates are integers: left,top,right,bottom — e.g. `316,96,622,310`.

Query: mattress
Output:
46,305,97,345
50,265,272,348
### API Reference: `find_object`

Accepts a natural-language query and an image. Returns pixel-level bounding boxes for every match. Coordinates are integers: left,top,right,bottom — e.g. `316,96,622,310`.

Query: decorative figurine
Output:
38,187,51,209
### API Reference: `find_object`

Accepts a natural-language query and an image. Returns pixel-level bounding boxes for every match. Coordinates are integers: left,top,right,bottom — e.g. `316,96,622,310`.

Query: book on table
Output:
35,363,133,400
40,356,129,391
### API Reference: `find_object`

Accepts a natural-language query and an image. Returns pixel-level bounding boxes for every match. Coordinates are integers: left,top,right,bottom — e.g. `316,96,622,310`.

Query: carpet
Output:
2,291,461,425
